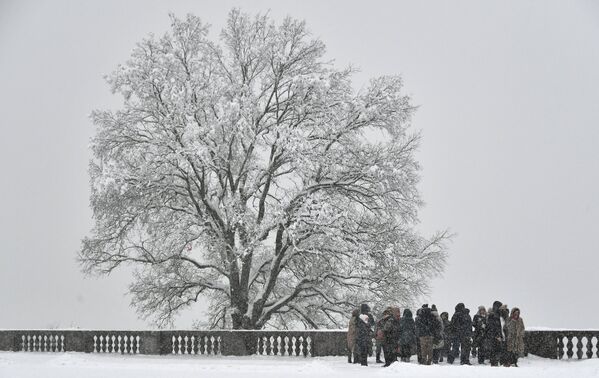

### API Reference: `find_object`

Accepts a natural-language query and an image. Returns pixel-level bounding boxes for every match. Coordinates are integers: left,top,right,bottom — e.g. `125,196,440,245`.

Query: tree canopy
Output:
80,10,448,329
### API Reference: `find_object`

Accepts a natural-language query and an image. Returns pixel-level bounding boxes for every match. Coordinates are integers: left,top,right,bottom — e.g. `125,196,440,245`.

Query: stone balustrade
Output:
0,329,596,359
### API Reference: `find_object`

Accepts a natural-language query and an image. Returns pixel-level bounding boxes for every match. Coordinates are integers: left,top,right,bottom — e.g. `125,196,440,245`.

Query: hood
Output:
360,303,370,314
403,309,413,319
455,303,465,312
477,306,486,316
492,301,503,313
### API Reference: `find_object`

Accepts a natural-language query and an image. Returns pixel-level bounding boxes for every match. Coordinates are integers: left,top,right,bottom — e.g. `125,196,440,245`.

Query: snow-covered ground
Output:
1,352,598,378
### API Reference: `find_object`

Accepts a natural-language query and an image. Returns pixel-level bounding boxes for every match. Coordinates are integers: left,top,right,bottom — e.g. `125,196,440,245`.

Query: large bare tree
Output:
80,10,449,329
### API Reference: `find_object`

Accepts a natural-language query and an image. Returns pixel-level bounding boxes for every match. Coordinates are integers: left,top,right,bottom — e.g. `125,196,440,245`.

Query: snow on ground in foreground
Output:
1,352,598,378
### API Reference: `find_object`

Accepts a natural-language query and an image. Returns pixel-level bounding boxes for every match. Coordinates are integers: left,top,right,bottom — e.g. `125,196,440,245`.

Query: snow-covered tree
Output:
79,10,449,329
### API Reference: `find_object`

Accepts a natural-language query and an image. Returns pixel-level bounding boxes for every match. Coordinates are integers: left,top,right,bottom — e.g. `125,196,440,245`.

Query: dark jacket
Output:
381,314,401,348
415,307,438,337
355,304,375,348
399,309,416,346
485,311,503,342
449,303,472,339
473,312,487,344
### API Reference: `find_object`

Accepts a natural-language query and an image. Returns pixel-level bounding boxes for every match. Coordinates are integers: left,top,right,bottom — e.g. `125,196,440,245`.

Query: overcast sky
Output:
1,0,598,330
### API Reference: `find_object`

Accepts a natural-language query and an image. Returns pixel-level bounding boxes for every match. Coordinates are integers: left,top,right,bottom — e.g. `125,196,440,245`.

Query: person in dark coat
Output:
398,308,416,362
498,304,511,366
355,303,375,366
380,307,401,367
447,303,472,365
374,314,385,363
431,305,445,364
440,311,451,362
472,306,487,364
415,306,438,365
485,301,504,366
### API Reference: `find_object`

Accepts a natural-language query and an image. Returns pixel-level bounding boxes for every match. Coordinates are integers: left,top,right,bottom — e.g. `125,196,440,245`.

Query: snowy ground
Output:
1,352,598,378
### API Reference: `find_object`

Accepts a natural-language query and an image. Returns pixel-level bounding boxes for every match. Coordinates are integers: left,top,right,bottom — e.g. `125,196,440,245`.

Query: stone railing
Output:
0,330,346,357
1,329,596,359
525,330,599,360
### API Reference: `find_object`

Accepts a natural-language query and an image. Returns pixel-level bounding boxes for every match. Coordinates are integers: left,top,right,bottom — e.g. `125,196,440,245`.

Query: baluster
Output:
577,337,584,359
566,336,574,359
43,335,47,352
306,336,312,357
136,335,141,354
21,335,25,351
558,336,564,359
209,336,216,355
32,335,37,352
177,336,182,354
93,335,97,353
206,335,212,355
59,335,65,352
298,336,305,357
190,336,196,355
258,335,263,355
217,336,222,355
183,336,189,355
171,336,176,354
200,335,207,355
274,336,281,356
586,336,594,359
50,335,55,352
215,336,221,355
283,336,290,356
117,335,122,354
291,336,297,356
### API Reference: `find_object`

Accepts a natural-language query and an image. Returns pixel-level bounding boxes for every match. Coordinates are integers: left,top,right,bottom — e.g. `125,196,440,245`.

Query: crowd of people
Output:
346,300,525,368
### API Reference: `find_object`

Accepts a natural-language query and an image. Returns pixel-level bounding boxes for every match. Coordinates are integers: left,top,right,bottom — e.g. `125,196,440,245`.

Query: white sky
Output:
0,0,598,330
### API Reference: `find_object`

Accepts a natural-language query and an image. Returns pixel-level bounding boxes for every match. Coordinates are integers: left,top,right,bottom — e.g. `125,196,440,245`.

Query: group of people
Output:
346,300,525,368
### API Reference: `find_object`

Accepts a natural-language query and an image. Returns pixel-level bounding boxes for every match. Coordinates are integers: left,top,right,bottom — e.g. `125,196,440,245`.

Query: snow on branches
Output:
79,9,449,329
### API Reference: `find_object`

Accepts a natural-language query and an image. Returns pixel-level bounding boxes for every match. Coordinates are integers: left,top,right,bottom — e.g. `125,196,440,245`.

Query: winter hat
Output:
431,304,438,312
492,301,503,312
